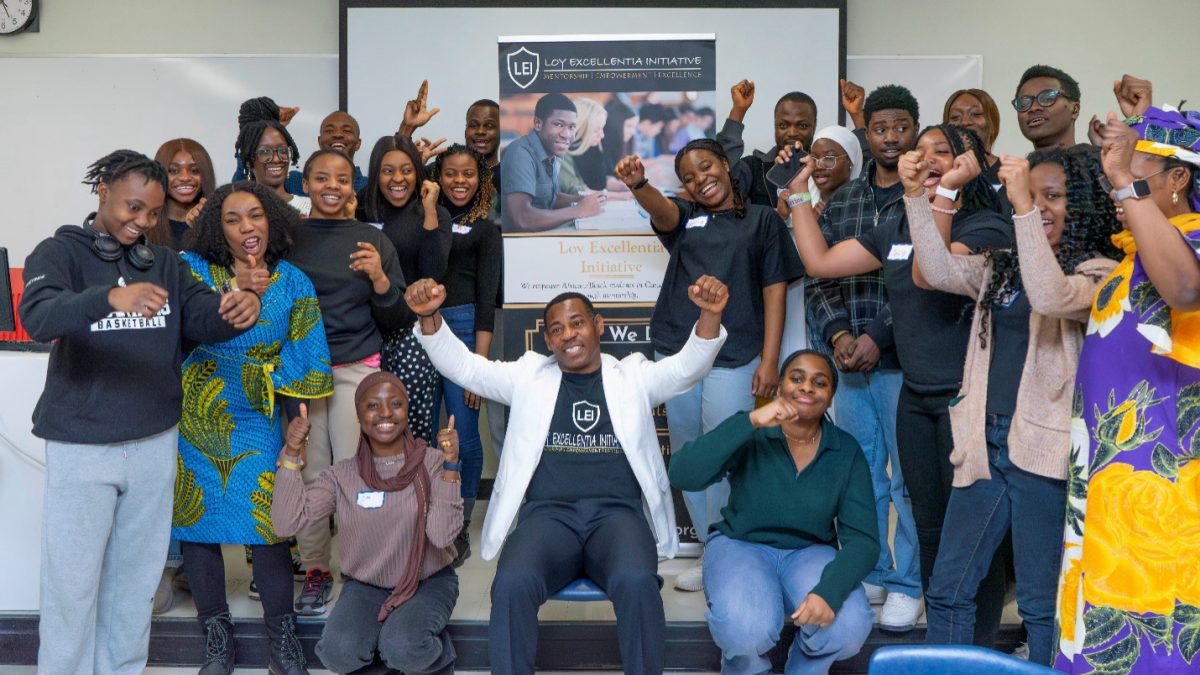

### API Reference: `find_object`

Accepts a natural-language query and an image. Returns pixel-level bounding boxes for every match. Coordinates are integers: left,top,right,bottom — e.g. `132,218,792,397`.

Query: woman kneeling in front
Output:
272,372,464,674
669,350,878,674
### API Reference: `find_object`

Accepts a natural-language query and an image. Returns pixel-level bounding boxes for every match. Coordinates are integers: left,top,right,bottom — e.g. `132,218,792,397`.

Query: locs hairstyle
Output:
235,98,301,180
82,149,168,195
185,181,296,268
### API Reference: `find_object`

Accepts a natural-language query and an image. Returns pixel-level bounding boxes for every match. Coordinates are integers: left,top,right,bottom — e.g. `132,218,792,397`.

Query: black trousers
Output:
181,540,294,619
894,384,1007,648
489,501,665,675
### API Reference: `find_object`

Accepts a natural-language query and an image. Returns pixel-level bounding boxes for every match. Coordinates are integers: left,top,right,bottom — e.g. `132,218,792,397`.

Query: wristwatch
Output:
442,460,462,472
934,185,960,201
1111,179,1152,202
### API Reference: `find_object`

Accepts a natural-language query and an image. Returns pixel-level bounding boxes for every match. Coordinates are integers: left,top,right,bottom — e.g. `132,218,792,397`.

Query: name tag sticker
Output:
452,224,473,235
685,215,709,229
356,490,385,509
887,244,913,261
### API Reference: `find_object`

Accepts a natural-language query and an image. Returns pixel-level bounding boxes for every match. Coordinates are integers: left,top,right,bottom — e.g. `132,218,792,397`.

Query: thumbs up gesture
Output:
436,414,460,463
235,254,271,297
281,403,310,465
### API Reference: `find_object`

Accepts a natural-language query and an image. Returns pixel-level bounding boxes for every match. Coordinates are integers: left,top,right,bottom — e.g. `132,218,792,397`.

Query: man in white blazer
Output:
406,276,729,675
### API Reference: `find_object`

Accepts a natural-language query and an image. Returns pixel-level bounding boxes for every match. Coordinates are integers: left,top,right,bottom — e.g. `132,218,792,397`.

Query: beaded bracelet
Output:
929,204,959,216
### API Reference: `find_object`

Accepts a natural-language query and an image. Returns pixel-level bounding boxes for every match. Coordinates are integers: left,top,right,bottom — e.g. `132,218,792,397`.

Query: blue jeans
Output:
704,533,874,674
833,369,919,598
656,353,758,544
924,414,1067,666
432,304,485,500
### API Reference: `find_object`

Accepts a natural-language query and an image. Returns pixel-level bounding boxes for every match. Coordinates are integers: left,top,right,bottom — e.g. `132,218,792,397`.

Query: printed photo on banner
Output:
498,36,716,236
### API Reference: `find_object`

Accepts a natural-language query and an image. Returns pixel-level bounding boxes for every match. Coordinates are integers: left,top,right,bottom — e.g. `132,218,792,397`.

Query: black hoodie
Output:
20,224,247,443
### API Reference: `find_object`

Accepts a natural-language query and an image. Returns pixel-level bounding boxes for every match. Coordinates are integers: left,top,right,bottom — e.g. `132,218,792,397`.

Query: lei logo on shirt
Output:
572,400,601,433
506,46,540,90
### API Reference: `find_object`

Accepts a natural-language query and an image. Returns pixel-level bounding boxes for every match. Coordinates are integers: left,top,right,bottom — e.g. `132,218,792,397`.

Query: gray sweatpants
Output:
38,426,177,675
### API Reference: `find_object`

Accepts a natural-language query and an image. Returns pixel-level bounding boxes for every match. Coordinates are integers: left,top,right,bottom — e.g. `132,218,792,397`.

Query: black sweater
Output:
287,218,410,364
358,192,452,286
441,200,504,332
20,224,247,443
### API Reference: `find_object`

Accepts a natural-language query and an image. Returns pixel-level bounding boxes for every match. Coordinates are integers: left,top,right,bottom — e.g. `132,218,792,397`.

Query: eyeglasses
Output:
255,146,291,161
1011,89,1071,113
1097,168,1169,193
812,154,848,170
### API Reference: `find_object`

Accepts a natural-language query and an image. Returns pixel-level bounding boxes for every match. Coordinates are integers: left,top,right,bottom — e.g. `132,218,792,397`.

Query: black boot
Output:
265,613,309,675
198,612,235,675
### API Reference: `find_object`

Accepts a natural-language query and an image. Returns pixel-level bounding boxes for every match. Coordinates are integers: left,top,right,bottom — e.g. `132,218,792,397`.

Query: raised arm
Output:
716,79,755,163
1099,113,1200,310
640,275,730,405
999,155,1117,320
780,147,881,278
900,149,989,292
407,279,520,405
615,154,681,233
272,408,337,537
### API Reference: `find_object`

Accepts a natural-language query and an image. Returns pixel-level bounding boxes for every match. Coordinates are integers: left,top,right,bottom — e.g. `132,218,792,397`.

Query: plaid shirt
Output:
805,163,901,369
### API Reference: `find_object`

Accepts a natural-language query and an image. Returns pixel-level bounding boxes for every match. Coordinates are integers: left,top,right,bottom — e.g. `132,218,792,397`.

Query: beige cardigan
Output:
905,196,1117,485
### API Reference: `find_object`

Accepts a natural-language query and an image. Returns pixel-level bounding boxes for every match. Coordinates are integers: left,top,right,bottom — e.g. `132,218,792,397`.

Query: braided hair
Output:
973,144,1122,348
674,138,746,218
82,149,168,195
918,124,1000,217
432,143,494,225
235,98,300,181
185,181,296,268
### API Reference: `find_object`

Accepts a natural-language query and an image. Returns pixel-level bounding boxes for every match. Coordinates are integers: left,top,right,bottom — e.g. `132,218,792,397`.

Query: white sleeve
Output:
414,319,522,406
637,323,728,406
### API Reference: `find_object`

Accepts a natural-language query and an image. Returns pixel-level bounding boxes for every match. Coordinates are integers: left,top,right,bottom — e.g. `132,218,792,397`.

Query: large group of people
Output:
17,62,1200,675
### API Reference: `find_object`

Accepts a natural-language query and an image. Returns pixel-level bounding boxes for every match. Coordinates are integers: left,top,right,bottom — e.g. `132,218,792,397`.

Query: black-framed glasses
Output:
812,154,848,170
255,146,291,162
1011,89,1071,113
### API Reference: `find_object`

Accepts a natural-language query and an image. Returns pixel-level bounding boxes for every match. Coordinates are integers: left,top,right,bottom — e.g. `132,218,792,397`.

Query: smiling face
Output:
810,138,852,197
302,153,354,218
947,93,993,152
357,381,410,447
220,190,269,265
914,128,955,194
317,111,362,160
166,150,203,207
1017,76,1078,147
535,110,577,158
377,149,417,208
866,109,917,170
778,353,834,421
253,127,291,188
677,149,733,210
95,175,166,245
439,152,480,208
1030,162,1068,248
465,104,500,158
543,298,604,374
774,99,817,151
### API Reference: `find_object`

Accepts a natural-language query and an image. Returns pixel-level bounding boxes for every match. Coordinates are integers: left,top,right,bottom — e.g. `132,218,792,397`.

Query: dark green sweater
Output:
668,412,880,611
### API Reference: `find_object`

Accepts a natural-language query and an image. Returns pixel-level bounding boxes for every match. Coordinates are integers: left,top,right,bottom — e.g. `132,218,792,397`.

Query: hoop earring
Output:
1173,190,1180,205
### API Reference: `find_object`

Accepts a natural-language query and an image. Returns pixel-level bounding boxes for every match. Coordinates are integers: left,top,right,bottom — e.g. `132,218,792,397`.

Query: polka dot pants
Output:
381,328,440,443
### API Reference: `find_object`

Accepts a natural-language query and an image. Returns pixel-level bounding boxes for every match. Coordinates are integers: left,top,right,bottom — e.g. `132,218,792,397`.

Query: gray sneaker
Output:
295,569,333,616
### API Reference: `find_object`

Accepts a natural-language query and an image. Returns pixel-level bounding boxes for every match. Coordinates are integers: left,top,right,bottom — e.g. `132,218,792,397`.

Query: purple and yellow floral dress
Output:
1055,213,1200,674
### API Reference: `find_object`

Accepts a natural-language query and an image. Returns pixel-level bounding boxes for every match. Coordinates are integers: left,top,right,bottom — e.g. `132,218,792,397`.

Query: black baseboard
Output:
0,614,1023,672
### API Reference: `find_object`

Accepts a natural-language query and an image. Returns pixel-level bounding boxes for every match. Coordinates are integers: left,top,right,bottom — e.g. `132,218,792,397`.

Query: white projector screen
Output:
344,3,845,155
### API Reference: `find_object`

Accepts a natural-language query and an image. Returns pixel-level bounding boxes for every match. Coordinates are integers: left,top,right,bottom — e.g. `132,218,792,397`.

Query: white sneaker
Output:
878,593,923,632
674,557,704,592
863,582,887,605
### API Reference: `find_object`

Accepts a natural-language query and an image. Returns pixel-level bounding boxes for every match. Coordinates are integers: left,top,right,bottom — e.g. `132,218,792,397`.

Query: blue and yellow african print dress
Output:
172,254,333,545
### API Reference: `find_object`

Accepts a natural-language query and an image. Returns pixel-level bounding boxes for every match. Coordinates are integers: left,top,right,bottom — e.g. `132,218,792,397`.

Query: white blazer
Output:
415,319,727,560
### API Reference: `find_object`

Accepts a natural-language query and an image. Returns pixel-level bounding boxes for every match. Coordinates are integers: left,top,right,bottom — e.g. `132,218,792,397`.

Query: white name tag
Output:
685,215,709,229
452,224,473,235
356,490,385,509
887,244,913,261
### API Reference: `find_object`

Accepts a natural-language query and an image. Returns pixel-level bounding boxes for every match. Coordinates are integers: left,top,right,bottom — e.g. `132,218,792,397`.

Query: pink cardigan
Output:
905,196,1117,485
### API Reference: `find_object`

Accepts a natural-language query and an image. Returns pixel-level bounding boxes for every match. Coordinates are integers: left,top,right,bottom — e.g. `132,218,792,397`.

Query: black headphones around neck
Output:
84,215,155,271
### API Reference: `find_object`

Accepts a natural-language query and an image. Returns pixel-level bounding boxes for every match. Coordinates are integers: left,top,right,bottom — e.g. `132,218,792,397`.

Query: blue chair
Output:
549,577,608,602
869,645,1055,674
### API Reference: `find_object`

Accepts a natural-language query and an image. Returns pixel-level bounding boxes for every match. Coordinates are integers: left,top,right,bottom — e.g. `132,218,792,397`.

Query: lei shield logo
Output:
572,400,601,433
506,46,540,89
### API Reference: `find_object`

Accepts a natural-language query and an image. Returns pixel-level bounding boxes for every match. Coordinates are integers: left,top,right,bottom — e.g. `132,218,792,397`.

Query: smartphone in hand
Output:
766,148,809,189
